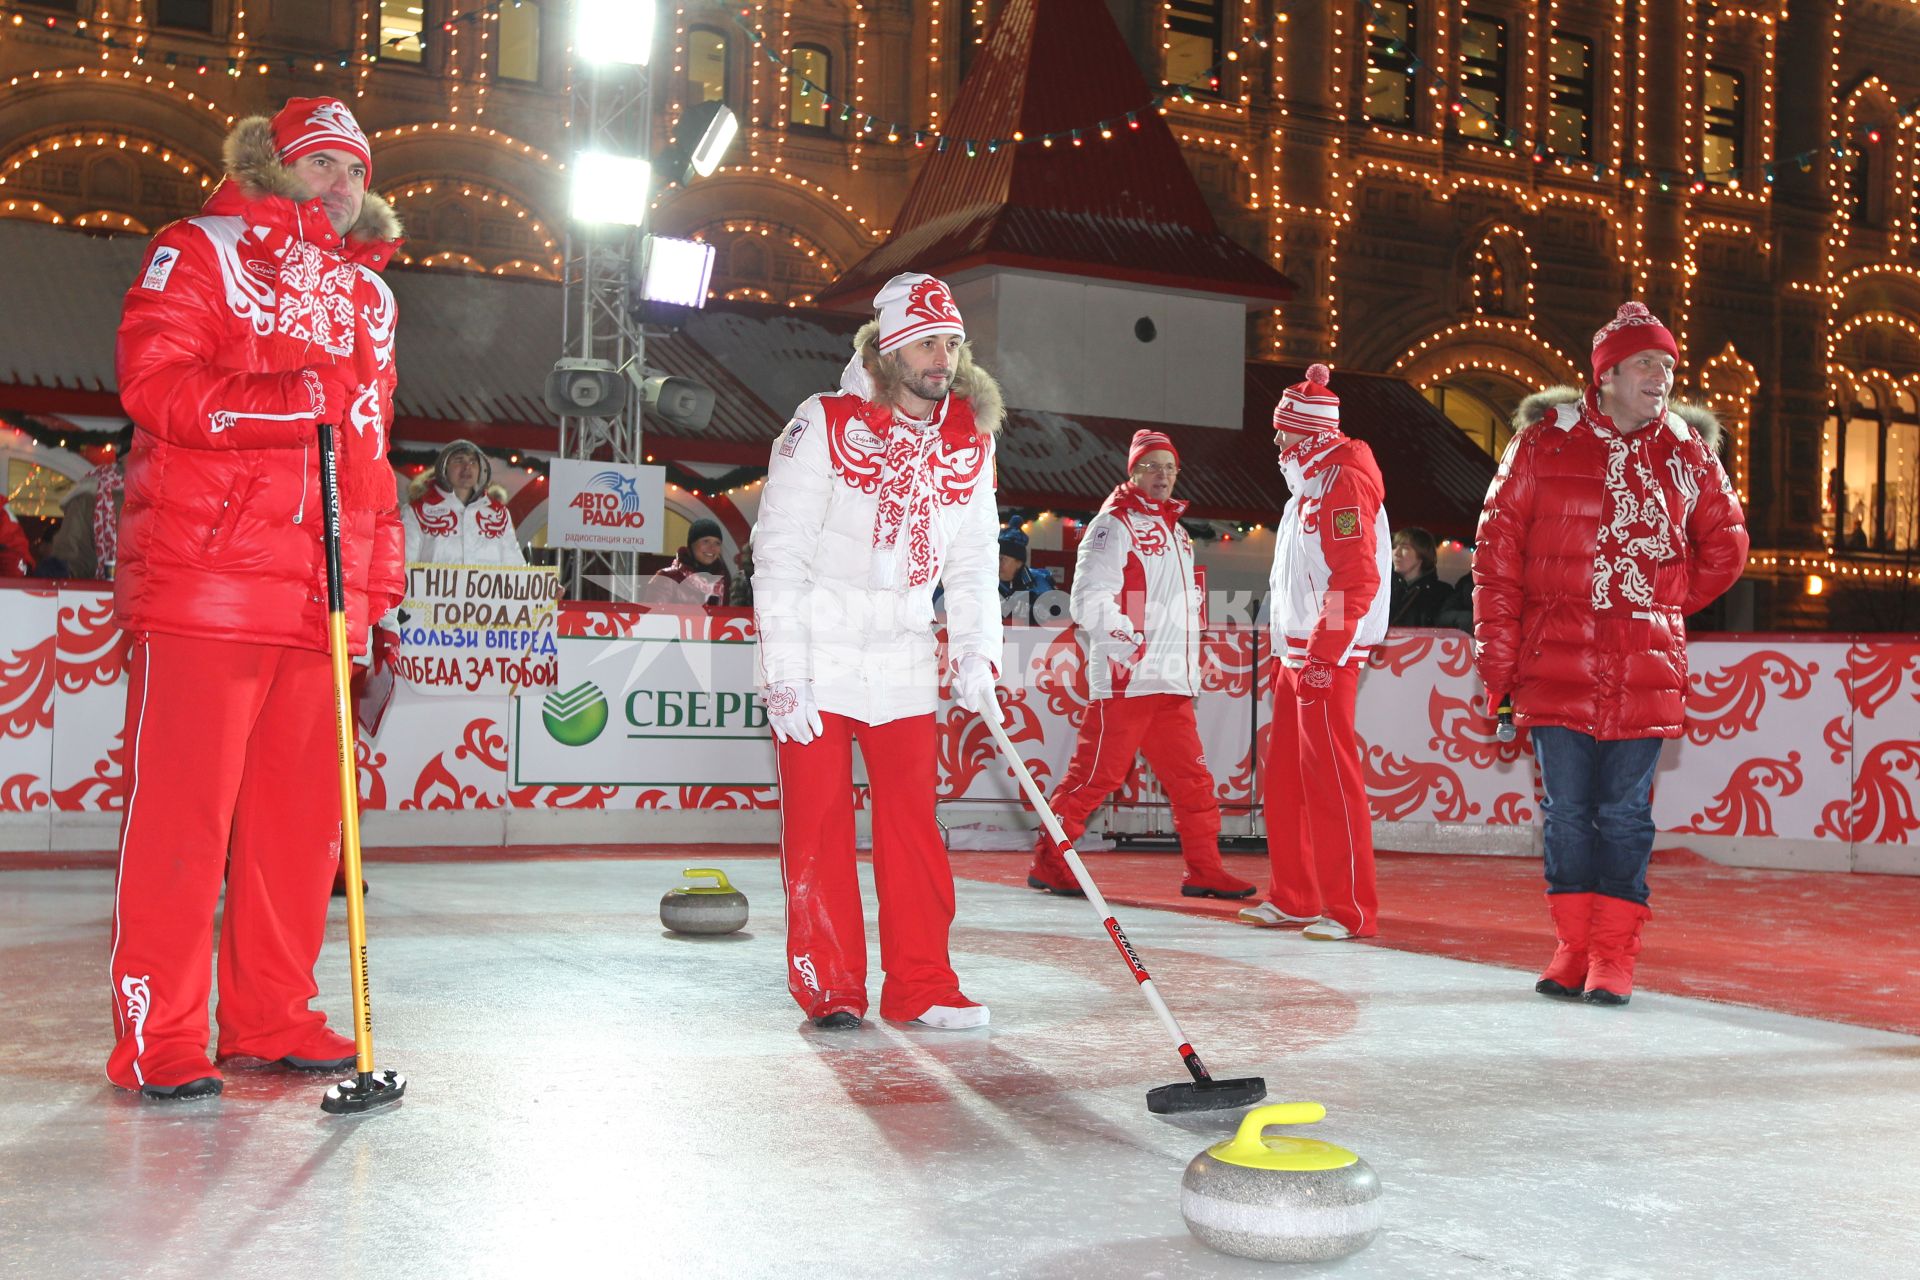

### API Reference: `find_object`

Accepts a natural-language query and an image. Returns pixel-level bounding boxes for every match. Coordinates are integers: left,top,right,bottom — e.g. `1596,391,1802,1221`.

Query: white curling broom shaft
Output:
984,713,1203,1066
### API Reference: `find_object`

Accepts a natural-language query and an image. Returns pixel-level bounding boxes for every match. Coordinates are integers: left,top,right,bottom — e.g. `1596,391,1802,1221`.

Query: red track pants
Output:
1261,661,1379,937
107,634,344,1090
775,712,967,1022
1036,693,1225,870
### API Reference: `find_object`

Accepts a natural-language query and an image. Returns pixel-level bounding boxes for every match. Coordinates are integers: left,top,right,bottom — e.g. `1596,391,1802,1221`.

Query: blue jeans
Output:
1530,726,1662,904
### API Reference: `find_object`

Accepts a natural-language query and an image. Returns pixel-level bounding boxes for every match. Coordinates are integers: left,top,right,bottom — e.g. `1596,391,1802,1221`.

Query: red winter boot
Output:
1583,896,1652,1006
1536,891,1596,998
1026,839,1085,897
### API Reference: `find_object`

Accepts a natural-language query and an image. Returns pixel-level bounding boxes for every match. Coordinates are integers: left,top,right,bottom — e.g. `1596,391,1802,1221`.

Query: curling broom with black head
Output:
982,713,1265,1115
316,422,406,1116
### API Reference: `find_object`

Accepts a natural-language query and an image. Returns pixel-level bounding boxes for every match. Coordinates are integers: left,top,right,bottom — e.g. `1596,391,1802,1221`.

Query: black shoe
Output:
1180,884,1258,899
812,1011,862,1030
279,1053,357,1072
1582,987,1630,1007
140,1077,223,1101
1535,978,1584,999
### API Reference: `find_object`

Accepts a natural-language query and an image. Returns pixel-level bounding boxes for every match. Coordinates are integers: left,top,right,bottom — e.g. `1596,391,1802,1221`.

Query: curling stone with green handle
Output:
660,868,749,935
1181,1101,1383,1262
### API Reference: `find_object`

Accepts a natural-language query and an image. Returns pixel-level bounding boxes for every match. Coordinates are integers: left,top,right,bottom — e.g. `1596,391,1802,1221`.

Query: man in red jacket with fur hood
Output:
1474,302,1748,1007
107,97,405,1099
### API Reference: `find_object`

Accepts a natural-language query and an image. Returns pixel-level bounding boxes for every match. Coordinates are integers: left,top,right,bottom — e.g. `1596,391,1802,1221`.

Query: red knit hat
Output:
1591,302,1677,378
1271,363,1340,440
269,97,372,179
1127,429,1178,472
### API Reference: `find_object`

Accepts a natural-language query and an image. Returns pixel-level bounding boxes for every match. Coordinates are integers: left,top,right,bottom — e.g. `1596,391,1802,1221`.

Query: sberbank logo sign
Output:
542,681,610,746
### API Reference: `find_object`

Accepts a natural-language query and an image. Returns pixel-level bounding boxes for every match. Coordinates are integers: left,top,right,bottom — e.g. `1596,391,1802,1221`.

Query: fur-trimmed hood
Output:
218,114,402,245
408,472,509,506
847,318,1004,436
1513,385,1723,452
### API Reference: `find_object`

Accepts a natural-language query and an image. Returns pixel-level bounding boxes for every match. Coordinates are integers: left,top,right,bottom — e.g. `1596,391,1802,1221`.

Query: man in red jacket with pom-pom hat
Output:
106,96,405,1100
1239,365,1391,941
1474,302,1748,1006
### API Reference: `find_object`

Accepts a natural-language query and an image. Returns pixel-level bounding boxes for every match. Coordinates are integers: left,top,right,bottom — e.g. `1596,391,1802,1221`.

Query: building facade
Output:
1,0,1915,626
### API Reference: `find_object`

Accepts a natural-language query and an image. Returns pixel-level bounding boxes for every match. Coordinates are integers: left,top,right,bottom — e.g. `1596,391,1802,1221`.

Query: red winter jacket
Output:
1473,386,1749,740
113,116,405,655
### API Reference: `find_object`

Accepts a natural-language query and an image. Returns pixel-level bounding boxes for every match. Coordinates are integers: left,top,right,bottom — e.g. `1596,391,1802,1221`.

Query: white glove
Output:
764,680,824,745
1108,628,1146,674
953,654,1002,724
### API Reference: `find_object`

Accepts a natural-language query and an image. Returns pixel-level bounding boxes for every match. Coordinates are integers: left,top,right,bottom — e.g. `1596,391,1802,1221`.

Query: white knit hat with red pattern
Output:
874,272,966,353
1271,363,1340,439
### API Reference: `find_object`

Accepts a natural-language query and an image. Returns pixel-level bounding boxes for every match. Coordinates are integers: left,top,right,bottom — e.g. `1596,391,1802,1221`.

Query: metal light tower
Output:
556,0,655,600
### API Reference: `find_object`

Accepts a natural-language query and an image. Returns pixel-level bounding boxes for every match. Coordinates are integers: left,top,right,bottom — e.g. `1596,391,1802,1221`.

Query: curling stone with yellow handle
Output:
1180,1102,1383,1262
659,868,750,935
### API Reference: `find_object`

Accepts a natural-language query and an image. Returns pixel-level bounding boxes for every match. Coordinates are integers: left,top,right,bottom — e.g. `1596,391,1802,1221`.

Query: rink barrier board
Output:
1,584,1916,871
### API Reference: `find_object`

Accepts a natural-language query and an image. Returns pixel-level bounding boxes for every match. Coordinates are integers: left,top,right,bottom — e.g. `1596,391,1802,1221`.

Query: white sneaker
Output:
1302,917,1354,941
914,1003,990,1030
1238,901,1319,928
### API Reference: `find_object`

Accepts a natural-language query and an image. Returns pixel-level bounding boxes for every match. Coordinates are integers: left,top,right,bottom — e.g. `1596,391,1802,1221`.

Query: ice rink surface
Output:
4,856,1918,1279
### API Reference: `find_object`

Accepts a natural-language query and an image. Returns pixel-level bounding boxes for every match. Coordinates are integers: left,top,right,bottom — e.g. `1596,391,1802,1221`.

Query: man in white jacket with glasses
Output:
752,272,1003,1031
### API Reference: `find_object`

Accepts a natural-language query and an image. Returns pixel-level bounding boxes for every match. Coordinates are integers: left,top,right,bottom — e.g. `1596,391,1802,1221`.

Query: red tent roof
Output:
818,0,1293,309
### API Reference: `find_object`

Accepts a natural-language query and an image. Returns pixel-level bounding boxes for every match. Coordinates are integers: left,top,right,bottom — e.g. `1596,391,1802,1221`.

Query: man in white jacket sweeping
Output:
752,272,1003,1031
1025,431,1257,900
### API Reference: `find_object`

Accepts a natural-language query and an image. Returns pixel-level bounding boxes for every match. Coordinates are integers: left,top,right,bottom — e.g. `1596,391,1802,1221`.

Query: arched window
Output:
1364,0,1416,126
688,26,729,105
156,0,214,32
1424,372,1521,458
1848,147,1879,227
789,45,831,132
1703,66,1745,184
1828,382,1920,552
1163,0,1223,96
378,0,425,63
497,0,541,83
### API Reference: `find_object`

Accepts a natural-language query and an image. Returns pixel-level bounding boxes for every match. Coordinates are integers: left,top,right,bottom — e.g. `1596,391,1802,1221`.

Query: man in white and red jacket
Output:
1240,365,1390,941
752,272,1003,1032
403,439,525,565
108,97,405,1100
1476,303,1748,1006
1025,431,1256,900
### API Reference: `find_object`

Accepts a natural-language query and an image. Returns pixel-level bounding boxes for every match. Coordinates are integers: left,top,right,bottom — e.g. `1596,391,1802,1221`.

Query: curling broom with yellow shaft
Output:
316,422,407,1116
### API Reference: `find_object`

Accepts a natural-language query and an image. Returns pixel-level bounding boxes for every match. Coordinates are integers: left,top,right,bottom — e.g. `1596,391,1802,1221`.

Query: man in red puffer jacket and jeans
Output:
1474,302,1748,1007
107,97,405,1100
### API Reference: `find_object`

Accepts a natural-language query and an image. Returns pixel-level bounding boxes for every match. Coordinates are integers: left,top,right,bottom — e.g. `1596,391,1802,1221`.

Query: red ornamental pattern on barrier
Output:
0,635,55,739
1824,714,1851,765
3,772,48,812
405,715,507,809
1491,791,1535,824
1680,754,1804,837
1820,740,1920,845
56,597,129,694
1036,625,1090,720
357,735,387,811
53,740,126,811
1842,642,1920,720
1427,685,1528,770
506,783,621,809
1683,650,1818,745
1368,630,1475,679
1199,629,1257,695
1359,738,1475,821
936,695,1050,801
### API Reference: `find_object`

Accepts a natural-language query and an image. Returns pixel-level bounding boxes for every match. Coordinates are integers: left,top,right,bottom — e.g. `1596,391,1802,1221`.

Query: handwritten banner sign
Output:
393,564,561,695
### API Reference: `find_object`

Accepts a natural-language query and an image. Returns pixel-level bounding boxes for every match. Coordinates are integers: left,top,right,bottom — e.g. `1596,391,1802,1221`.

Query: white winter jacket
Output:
402,481,526,566
1269,434,1391,668
1072,484,1203,699
752,356,1003,726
